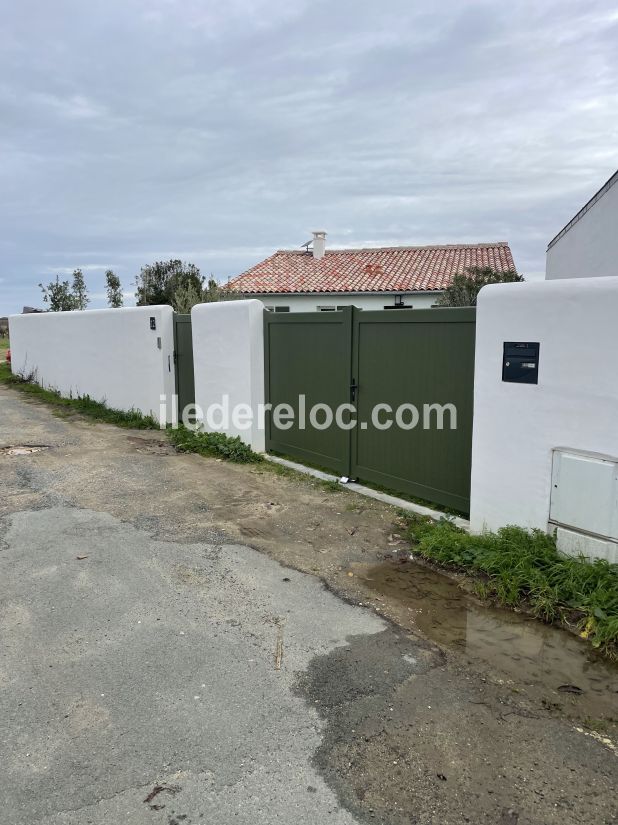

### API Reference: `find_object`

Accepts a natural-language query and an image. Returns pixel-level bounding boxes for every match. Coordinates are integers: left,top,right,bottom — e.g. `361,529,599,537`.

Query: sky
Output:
1,0,617,314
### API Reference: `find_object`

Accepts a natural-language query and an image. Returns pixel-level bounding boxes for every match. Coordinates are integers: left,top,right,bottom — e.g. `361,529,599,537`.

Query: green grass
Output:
168,426,263,463
403,513,618,659
0,337,9,353
319,479,343,493
0,363,264,463
582,717,616,734
0,363,158,428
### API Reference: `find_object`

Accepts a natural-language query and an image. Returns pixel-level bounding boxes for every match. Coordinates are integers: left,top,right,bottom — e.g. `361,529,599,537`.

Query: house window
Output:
266,306,290,312
317,306,348,312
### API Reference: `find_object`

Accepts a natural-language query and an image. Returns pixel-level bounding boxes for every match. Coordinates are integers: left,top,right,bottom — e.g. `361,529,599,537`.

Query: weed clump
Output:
403,514,618,659
168,426,263,463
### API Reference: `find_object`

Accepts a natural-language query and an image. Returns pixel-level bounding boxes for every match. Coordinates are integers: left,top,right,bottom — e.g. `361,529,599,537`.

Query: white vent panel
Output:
550,451,618,540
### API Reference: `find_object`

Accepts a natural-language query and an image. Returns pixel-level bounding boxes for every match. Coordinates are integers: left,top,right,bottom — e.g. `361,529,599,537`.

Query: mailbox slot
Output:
502,341,539,384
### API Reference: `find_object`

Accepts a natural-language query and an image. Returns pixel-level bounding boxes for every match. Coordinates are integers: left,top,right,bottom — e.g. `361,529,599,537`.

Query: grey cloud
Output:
1,0,617,312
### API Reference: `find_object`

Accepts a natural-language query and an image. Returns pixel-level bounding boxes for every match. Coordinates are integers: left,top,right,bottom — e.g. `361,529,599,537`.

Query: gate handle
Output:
350,378,358,402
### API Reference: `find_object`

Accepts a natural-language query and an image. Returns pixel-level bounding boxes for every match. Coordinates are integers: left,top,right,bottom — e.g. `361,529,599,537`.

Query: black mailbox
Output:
502,342,539,384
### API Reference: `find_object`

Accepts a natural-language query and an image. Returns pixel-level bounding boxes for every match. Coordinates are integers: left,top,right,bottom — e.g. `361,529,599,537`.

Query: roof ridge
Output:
274,242,510,254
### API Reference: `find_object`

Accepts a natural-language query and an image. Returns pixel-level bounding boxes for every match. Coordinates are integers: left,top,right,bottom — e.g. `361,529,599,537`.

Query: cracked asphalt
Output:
1,384,617,825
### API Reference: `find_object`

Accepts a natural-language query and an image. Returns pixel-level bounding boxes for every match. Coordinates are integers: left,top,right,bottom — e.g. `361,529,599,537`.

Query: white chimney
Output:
312,230,327,260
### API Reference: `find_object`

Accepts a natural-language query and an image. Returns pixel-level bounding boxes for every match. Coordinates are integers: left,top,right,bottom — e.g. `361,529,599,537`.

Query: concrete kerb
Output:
264,454,470,531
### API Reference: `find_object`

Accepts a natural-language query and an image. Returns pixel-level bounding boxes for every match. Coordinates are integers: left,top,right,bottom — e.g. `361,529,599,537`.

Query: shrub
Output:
436,266,523,307
168,426,263,463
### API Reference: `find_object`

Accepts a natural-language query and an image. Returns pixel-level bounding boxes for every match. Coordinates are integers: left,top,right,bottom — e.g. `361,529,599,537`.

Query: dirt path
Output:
1,384,617,825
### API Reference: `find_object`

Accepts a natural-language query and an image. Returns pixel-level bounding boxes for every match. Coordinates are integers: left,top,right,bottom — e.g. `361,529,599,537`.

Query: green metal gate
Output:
264,307,475,512
173,313,195,417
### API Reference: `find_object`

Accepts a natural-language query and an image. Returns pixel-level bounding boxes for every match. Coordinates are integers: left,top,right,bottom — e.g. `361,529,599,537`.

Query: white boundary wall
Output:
9,306,175,421
191,300,265,452
470,277,618,544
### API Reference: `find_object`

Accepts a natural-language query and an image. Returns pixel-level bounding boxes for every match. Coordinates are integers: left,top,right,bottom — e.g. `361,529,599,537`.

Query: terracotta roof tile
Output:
228,242,515,294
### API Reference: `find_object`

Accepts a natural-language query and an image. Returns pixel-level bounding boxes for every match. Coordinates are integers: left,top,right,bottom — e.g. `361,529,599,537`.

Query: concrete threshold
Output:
264,454,470,531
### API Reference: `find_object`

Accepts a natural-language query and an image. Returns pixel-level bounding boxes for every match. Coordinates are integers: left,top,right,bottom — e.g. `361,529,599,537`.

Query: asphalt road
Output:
1,385,617,825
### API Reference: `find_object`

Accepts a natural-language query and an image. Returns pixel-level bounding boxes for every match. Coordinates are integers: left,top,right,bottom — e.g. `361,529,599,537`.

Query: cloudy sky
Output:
1,0,617,313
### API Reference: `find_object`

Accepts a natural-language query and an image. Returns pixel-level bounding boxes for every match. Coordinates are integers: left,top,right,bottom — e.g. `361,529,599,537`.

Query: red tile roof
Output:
227,242,516,294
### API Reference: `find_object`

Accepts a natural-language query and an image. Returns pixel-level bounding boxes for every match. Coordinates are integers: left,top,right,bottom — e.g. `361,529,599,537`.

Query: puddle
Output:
1,445,49,456
353,559,618,719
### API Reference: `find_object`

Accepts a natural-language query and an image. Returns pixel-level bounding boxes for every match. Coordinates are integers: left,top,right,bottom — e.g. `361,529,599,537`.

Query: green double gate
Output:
264,307,476,513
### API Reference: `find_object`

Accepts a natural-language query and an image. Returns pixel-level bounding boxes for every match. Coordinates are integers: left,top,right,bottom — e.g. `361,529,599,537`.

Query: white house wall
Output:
470,278,618,547
546,174,618,280
256,293,439,312
8,306,175,421
191,300,265,452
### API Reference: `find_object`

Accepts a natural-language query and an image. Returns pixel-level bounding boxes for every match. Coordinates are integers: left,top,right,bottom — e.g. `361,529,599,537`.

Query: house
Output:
546,169,618,280
227,233,516,312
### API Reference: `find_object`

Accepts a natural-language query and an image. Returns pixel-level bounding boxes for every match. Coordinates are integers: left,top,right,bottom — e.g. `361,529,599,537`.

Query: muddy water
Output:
353,559,618,720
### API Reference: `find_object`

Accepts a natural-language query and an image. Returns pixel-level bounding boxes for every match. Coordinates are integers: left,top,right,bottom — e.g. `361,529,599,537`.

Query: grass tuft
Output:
167,426,263,463
319,479,342,493
402,514,618,659
0,362,157,428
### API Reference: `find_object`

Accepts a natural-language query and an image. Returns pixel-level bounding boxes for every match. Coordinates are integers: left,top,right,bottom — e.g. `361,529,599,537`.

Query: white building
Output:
546,169,618,280
228,233,516,312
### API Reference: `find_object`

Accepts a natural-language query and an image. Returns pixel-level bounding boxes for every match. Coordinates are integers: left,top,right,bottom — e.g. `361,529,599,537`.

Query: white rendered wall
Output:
257,292,439,312
470,277,618,540
546,176,618,280
9,306,175,421
192,300,265,452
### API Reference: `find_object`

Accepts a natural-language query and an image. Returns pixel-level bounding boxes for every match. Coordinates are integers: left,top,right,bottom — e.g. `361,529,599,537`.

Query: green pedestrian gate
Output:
264,307,476,513
173,313,195,417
